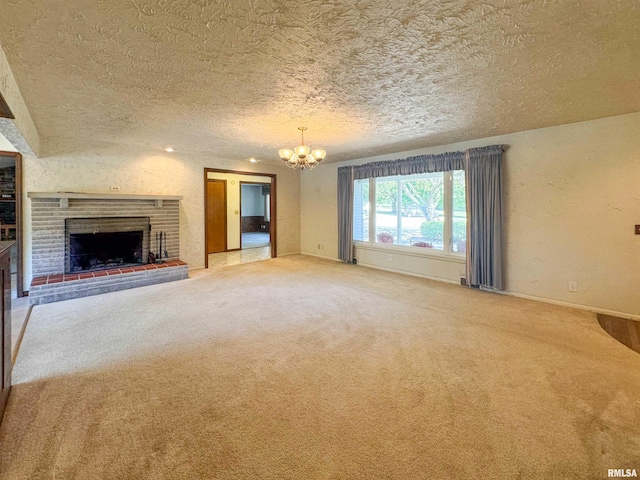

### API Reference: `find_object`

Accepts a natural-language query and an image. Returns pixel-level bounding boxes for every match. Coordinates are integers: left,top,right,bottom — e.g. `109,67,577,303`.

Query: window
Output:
354,171,465,255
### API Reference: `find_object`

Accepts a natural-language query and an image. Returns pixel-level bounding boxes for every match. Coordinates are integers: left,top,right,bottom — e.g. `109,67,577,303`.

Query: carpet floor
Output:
0,255,638,479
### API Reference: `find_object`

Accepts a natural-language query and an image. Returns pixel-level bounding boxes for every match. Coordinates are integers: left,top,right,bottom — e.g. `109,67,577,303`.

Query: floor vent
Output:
460,277,468,286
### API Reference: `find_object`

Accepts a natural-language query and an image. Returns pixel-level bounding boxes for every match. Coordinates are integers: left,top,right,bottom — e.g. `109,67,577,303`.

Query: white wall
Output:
0,132,18,152
241,184,265,217
207,173,270,250
22,148,300,289
301,112,640,318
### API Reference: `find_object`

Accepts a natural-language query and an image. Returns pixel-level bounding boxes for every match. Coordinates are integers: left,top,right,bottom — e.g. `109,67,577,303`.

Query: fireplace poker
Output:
164,232,168,259
155,232,159,260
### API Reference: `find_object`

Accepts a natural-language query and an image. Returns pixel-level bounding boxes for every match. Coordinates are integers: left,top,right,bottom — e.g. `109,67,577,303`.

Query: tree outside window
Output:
354,171,465,255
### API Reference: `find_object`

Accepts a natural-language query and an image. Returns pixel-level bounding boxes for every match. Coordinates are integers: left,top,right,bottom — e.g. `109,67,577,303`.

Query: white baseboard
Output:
355,261,640,321
300,252,341,262
356,261,460,285
498,291,640,322
297,254,640,321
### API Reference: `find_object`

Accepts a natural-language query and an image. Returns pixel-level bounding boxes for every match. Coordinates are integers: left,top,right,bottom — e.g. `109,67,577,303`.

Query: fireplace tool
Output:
150,231,169,264
163,232,168,259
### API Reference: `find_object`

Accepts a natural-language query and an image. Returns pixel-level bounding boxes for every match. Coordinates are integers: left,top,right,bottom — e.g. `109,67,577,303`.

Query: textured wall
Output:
23,148,301,289
0,47,40,155
301,112,640,318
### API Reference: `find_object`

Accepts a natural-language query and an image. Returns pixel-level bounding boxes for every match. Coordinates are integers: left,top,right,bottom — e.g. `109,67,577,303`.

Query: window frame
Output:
353,170,465,259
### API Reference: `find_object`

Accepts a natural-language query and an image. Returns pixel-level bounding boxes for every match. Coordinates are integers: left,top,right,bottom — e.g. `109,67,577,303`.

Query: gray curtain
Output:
465,145,504,290
353,151,464,179
337,166,354,263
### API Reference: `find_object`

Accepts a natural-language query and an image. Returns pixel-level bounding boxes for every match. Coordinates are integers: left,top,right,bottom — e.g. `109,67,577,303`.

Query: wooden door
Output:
206,180,227,254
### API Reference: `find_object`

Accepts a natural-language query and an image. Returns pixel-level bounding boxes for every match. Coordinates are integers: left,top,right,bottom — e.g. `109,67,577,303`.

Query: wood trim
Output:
204,168,277,268
15,154,22,298
204,170,208,268
0,151,23,297
271,176,277,258
0,92,14,120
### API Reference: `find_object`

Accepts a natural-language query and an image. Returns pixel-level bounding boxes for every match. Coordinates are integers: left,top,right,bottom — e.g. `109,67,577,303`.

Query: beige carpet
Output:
0,255,638,479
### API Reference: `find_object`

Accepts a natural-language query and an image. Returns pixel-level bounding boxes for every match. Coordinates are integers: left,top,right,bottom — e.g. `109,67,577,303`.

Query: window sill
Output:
353,241,466,264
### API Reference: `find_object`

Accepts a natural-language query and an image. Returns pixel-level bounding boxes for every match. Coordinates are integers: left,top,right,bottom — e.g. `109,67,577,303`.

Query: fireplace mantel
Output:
28,192,182,208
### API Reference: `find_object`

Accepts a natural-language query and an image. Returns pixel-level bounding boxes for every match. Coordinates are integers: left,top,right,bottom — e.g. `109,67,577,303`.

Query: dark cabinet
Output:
0,242,13,423
0,164,16,241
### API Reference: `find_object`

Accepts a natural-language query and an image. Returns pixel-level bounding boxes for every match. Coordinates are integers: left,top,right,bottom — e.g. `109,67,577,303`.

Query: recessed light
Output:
248,157,258,163
164,147,174,152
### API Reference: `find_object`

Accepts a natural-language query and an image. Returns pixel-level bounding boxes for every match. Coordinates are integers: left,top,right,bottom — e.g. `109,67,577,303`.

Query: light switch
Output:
235,210,239,215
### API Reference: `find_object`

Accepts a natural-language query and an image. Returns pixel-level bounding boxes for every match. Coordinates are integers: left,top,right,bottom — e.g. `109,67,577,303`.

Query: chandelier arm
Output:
280,127,324,170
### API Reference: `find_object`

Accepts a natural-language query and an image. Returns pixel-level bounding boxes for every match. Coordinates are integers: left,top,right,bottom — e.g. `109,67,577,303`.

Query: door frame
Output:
0,151,23,298
204,168,277,268
205,178,227,256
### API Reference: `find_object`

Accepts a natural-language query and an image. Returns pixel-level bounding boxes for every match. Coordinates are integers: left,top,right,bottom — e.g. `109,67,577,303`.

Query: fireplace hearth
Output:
65,217,150,274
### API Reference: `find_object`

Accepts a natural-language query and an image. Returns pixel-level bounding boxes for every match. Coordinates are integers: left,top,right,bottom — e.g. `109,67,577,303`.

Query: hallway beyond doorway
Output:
242,232,270,249
208,246,271,268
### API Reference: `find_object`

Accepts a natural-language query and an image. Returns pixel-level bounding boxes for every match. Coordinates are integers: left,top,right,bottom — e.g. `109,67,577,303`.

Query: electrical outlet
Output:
110,186,120,191
568,281,578,292
318,244,321,249
388,254,393,262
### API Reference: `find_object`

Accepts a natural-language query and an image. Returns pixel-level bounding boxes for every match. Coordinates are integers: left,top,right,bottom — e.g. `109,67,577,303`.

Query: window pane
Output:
374,178,398,244
452,170,466,254
408,174,444,250
353,179,369,241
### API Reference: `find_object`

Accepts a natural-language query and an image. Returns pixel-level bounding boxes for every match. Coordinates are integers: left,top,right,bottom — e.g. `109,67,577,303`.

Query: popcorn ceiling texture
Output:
0,0,639,162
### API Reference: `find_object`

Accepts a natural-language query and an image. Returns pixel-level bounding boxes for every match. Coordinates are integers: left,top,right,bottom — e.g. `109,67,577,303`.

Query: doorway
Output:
204,168,276,269
240,182,271,250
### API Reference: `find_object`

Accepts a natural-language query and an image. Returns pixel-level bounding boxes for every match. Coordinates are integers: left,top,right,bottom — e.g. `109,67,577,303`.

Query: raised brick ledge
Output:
30,260,187,287
29,260,189,305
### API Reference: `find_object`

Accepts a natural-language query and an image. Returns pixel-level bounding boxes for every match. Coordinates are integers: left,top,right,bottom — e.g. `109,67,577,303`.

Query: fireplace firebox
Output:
65,217,151,273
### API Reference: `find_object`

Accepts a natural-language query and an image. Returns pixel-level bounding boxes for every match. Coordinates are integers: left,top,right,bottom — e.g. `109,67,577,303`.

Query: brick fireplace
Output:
28,192,187,304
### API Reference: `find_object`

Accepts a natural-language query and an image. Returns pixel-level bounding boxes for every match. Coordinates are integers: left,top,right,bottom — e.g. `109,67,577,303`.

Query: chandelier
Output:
279,127,326,170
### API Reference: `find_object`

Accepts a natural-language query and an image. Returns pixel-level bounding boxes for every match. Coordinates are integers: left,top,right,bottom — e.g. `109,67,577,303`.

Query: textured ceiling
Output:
0,0,639,163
